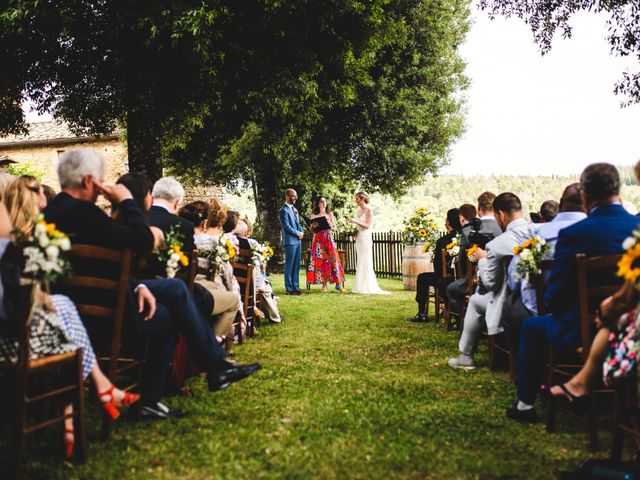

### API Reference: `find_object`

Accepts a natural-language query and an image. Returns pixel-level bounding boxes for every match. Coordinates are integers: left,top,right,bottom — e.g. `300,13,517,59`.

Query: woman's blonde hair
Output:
4,175,42,237
207,197,228,228
355,191,370,204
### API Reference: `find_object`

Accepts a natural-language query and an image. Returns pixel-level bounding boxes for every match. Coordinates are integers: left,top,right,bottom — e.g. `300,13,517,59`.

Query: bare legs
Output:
550,327,610,398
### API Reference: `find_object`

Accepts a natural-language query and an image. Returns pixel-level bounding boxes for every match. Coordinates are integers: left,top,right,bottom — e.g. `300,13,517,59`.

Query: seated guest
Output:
192,198,243,340
114,173,164,250
409,208,461,323
0,173,15,200
447,193,503,313
1,176,139,456
178,201,209,235
448,193,530,369
41,184,57,205
507,163,639,423
503,184,587,354
116,173,153,213
529,212,543,224
540,200,559,223
44,149,260,419
149,177,195,254
242,218,283,324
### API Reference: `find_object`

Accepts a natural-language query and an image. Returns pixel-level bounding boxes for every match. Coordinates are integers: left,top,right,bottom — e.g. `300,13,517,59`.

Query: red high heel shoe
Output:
98,385,141,420
64,427,74,458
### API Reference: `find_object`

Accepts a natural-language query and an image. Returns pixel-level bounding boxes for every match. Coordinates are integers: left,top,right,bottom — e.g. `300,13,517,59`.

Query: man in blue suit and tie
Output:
507,163,639,423
279,188,304,295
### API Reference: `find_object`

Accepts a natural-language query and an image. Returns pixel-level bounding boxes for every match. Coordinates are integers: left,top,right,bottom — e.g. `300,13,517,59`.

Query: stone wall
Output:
0,138,128,190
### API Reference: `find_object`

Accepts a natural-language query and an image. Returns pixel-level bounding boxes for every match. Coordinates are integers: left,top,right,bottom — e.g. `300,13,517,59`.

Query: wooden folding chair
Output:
546,253,622,451
233,245,255,341
458,255,477,338
53,245,139,439
488,256,514,379
2,281,87,479
175,250,199,293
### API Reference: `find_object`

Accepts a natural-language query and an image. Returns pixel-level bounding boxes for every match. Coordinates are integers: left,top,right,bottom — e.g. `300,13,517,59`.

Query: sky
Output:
444,8,640,176
25,8,640,178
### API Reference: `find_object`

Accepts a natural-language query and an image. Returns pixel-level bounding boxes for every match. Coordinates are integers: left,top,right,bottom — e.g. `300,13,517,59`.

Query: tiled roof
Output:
0,120,117,145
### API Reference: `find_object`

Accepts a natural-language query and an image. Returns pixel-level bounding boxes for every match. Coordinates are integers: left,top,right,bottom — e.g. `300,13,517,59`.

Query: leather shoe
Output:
409,314,428,323
505,404,538,424
293,290,304,296
140,401,186,420
207,363,262,392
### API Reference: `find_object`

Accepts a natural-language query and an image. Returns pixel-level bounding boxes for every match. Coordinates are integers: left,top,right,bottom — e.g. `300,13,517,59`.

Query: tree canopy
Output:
1,0,470,246
479,0,640,106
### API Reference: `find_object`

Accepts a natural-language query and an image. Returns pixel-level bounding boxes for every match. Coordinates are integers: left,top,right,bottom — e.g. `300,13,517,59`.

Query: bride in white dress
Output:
348,192,390,295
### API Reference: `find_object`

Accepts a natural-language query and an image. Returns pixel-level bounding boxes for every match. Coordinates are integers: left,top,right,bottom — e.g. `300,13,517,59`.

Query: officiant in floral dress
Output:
306,197,345,293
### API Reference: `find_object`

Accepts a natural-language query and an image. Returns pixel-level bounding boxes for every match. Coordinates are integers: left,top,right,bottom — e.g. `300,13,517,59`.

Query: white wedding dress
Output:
352,209,390,295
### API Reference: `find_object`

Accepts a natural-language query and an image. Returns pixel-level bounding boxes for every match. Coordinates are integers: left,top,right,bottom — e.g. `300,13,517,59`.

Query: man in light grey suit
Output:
447,192,503,313
448,192,531,370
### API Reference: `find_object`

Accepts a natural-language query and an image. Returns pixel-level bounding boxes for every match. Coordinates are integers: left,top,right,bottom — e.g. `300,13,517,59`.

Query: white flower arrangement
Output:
513,235,552,282
22,215,72,285
155,226,188,278
250,241,274,268
199,236,236,273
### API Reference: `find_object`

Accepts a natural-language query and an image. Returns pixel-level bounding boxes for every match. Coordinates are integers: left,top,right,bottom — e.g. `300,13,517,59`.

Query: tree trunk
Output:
126,107,164,181
253,155,286,272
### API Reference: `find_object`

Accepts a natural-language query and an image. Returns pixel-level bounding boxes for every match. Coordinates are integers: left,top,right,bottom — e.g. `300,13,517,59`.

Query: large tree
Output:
0,0,469,248
479,0,640,106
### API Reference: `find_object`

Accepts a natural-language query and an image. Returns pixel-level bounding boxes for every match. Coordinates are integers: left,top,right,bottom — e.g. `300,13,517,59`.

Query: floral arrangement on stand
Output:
22,215,72,288
156,226,189,278
250,241,274,268
401,208,439,251
512,236,552,282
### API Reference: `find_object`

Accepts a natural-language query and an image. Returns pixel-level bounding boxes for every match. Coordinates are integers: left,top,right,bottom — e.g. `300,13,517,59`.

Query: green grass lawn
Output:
10,274,616,479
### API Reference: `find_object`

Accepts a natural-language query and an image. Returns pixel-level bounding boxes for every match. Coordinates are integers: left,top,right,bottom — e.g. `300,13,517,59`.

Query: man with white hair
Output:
149,177,195,253
45,148,261,419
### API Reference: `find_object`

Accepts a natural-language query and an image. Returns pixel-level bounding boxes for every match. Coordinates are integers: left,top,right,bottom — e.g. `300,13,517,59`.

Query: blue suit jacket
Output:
545,204,639,335
279,204,303,246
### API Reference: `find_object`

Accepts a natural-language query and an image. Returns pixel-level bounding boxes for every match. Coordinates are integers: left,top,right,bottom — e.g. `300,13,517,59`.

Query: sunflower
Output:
418,229,427,237
617,244,640,283
467,244,478,258
446,240,457,250
421,242,431,253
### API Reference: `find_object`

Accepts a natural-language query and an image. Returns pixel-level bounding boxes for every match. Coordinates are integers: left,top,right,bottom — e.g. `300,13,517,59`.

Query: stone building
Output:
0,120,127,189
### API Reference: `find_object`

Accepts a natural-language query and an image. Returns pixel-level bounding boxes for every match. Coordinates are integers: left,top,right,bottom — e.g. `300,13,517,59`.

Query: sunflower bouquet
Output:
513,236,552,282
156,226,189,278
401,208,439,249
445,239,460,257
250,241,274,268
22,215,72,287
617,229,640,285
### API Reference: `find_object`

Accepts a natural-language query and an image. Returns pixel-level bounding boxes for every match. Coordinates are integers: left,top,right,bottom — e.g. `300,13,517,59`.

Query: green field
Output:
6,274,617,479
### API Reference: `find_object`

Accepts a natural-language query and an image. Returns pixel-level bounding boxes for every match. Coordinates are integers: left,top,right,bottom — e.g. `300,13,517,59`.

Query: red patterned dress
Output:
307,219,345,286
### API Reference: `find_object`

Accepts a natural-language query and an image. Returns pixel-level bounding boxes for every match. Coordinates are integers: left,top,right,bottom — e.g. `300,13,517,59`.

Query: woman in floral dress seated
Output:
306,196,345,293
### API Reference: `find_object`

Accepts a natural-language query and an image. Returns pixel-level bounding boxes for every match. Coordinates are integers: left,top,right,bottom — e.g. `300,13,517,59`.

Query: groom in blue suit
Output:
507,163,639,423
279,188,304,295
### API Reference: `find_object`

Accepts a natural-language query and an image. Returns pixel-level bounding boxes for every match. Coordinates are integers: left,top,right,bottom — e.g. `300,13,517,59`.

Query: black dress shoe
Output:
409,314,428,323
505,404,538,424
207,363,262,392
140,401,186,420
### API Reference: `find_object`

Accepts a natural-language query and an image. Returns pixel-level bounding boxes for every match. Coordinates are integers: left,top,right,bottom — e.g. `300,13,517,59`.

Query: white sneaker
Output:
447,355,476,370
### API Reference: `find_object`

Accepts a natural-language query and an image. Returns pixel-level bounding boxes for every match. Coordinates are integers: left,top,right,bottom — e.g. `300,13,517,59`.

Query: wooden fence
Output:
302,231,405,278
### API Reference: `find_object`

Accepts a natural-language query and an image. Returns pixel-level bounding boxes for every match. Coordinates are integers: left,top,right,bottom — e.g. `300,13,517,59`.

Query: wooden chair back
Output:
440,248,449,279
3,281,87,478
175,249,199,292
233,245,255,340
576,253,623,361
53,245,137,437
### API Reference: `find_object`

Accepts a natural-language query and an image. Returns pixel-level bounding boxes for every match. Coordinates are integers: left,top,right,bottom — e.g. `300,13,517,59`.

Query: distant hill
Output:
224,165,640,233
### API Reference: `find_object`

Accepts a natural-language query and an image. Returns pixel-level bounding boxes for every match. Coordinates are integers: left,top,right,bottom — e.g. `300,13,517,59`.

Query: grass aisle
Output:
27,274,603,479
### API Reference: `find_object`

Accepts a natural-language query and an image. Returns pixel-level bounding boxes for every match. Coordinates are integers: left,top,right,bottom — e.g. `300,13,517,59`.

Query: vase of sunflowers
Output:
400,208,439,291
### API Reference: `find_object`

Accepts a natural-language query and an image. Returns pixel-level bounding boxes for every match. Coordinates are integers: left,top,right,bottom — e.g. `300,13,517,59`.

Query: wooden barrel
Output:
402,245,433,291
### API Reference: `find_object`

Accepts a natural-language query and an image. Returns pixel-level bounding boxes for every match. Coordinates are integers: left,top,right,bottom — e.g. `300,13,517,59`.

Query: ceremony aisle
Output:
13,274,610,479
